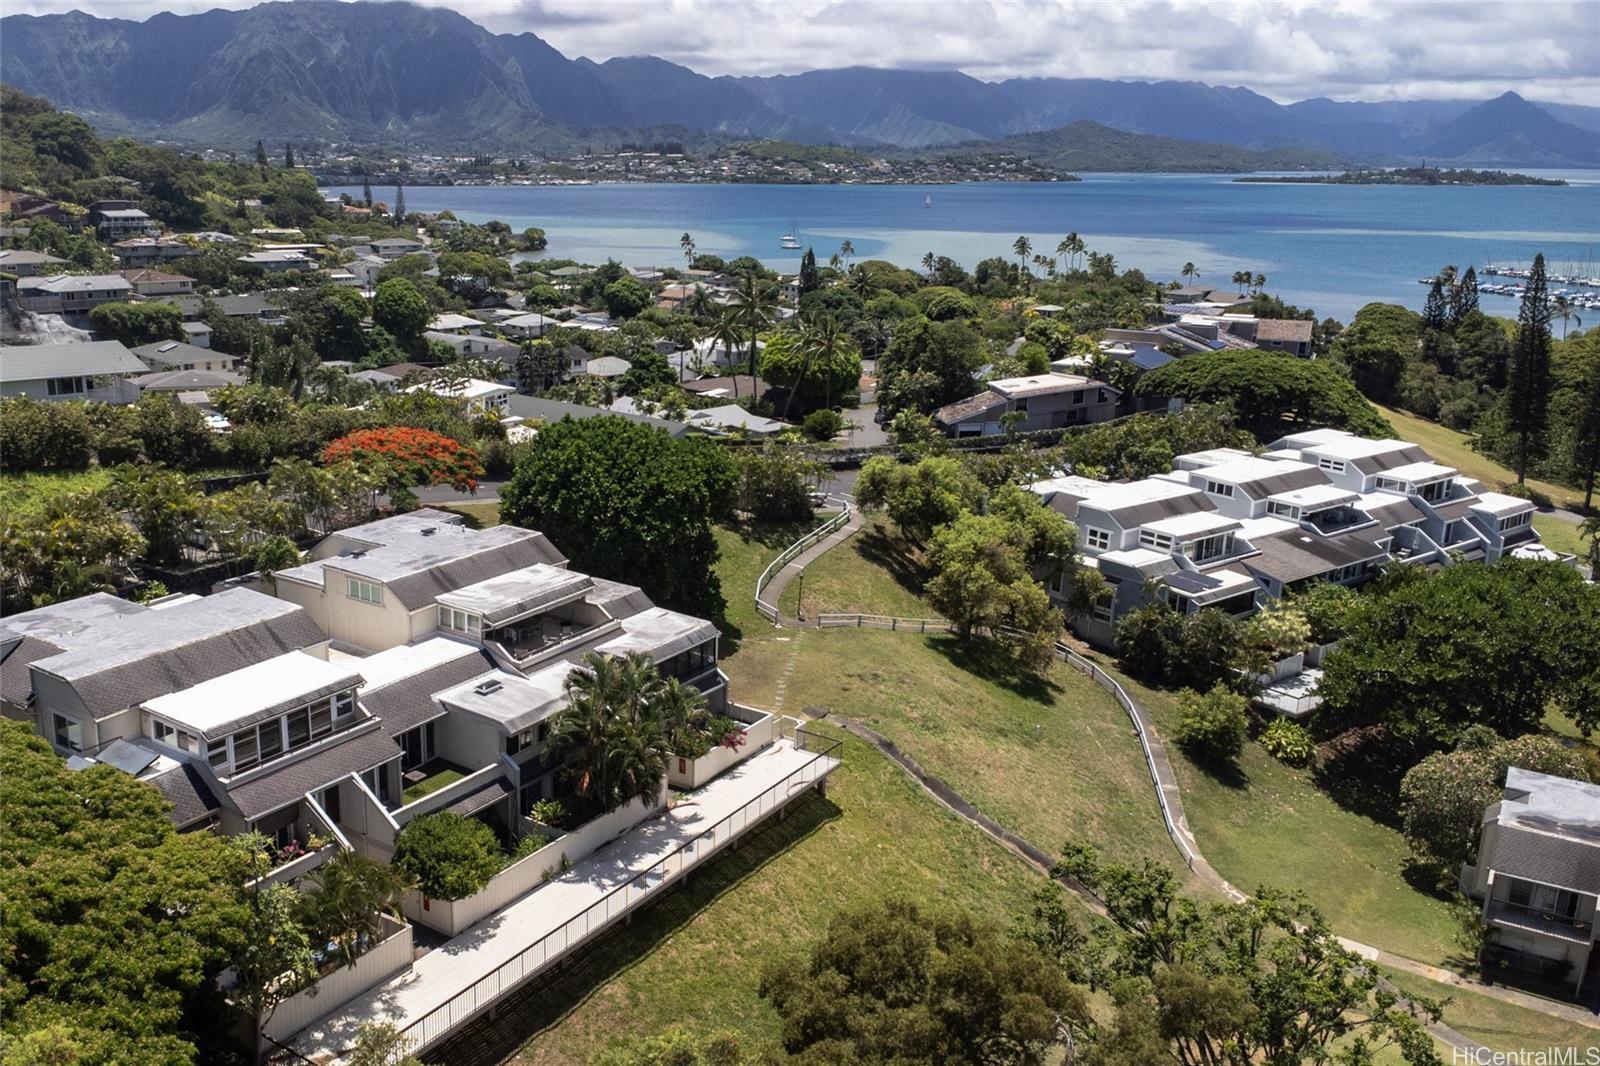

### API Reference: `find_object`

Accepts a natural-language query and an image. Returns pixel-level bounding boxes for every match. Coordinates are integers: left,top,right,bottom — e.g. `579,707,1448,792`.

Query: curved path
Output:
754,510,1599,1040
755,502,864,626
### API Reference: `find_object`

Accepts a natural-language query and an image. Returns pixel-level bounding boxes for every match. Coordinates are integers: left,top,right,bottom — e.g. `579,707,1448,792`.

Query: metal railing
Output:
397,731,843,1057
817,613,954,633
754,496,853,622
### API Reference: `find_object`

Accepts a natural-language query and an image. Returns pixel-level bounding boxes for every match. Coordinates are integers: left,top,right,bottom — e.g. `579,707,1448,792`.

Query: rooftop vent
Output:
421,527,437,537
349,549,367,559
474,679,503,696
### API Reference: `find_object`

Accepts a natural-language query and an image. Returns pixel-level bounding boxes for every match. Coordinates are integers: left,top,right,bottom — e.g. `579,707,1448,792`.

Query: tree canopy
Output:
500,416,736,617
1136,349,1392,439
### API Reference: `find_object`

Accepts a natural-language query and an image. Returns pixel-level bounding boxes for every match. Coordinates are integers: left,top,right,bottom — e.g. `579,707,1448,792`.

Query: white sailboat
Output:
924,194,933,208
779,218,802,250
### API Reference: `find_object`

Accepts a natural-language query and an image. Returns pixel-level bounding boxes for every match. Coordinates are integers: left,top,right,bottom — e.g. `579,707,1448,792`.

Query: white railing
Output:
754,497,853,622
817,613,953,633
396,731,843,1057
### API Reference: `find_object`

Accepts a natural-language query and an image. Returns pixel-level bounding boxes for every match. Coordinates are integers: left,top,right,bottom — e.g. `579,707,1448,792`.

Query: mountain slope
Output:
0,1,1593,166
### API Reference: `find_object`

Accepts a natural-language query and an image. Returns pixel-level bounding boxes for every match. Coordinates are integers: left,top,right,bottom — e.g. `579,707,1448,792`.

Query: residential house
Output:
88,201,159,239
684,404,788,437
421,330,520,374
429,313,484,335
362,237,426,260
500,312,557,340
121,269,195,297
14,273,133,315
933,372,1120,437
0,249,67,277
133,368,245,395
1254,318,1316,356
504,394,690,438
0,340,148,403
1460,768,1599,995
131,339,240,373
237,250,315,273
404,376,514,416
113,238,198,269
1032,427,1568,649
581,355,631,379
172,292,285,324
344,254,390,289
181,321,213,349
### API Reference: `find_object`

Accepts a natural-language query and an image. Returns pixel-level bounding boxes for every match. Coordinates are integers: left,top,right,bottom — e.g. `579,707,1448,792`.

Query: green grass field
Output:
436,500,503,528
0,469,115,515
1378,967,1600,1055
1085,658,1461,964
443,727,1045,1066
712,517,830,638
777,515,937,621
1375,403,1590,514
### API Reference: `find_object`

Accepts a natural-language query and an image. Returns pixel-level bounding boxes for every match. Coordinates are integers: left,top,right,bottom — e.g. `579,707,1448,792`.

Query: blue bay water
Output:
323,173,1600,322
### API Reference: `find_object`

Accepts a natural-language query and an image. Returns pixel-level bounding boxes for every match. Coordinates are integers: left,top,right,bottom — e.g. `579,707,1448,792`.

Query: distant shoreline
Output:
1234,167,1566,187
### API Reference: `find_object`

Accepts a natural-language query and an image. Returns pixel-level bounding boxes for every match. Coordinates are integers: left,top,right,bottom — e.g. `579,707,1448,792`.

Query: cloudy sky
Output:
7,0,1598,105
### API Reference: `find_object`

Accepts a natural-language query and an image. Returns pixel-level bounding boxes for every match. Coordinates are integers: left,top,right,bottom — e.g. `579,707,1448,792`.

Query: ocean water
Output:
323,172,1600,322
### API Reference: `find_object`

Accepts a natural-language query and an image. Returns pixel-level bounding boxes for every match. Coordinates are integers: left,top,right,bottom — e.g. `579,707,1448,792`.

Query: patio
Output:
401,759,472,805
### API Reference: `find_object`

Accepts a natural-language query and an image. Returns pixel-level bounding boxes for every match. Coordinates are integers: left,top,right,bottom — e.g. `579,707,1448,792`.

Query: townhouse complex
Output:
1031,427,1556,647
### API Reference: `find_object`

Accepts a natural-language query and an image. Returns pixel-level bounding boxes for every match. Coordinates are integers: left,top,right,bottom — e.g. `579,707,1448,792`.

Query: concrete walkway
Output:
756,502,865,626
290,739,839,1062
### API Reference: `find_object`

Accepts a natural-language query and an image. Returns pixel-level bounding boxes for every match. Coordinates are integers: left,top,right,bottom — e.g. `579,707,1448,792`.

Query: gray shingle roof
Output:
1489,825,1600,892
933,390,1006,427
385,539,566,610
1,636,63,709
223,726,399,821
1243,529,1388,585
0,341,148,384
148,762,221,829
361,646,494,738
1234,467,1328,499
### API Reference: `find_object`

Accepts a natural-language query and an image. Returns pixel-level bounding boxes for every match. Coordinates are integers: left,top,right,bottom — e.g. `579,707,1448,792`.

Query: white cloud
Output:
5,0,1596,104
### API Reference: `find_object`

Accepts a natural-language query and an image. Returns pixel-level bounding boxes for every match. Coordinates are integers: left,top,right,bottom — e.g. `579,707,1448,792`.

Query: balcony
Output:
485,615,609,666
1487,898,1595,945
401,758,473,805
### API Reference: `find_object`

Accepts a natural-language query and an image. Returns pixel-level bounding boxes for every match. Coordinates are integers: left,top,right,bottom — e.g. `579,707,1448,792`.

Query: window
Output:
259,719,284,760
1084,527,1111,551
1205,480,1235,498
1186,533,1234,562
1498,512,1531,532
332,690,358,723
1317,457,1346,474
1139,530,1174,551
1376,476,1404,492
47,376,87,396
438,606,480,636
1417,479,1448,503
347,577,382,604
151,718,176,745
230,727,259,773
1267,501,1300,519
178,730,200,754
1072,389,1086,405
287,708,310,747
207,742,229,771
1012,397,1029,413
309,702,333,740
53,713,84,752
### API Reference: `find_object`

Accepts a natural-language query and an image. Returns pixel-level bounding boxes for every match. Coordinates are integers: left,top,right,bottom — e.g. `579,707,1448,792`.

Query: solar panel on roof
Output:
97,739,159,775
157,341,178,352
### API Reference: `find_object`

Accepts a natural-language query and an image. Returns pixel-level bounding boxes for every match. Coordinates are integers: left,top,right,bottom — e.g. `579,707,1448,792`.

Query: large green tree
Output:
1505,253,1553,483
759,897,1088,1066
854,454,985,543
1316,559,1600,742
877,315,984,418
760,318,863,418
88,300,183,347
1136,349,1392,439
372,277,431,347
500,416,736,616
1331,302,1421,404
0,720,252,1063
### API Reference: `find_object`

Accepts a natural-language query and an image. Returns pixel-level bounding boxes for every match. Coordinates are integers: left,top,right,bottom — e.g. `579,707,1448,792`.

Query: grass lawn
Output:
0,469,114,515
437,500,502,528
1378,967,1600,1055
777,515,937,621
1375,404,1589,513
1534,511,1594,560
1087,658,1460,964
711,516,828,638
436,727,1045,1066
400,763,467,804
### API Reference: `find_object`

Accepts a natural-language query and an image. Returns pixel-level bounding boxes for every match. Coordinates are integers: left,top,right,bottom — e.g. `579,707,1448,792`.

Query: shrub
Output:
392,813,503,900
1260,717,1315,766
1175,685,1249,761
800,408,844,441
322,426,484,492
505,833,551,866
528,798,565,826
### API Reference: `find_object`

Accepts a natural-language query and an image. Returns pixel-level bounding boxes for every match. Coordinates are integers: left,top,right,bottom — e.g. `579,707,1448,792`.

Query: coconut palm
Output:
709,306,746,399
253,535,301,591
552,652,672,813
731,270,779,379
1252,272,1266,294
846,263,876,302
298,851,414,968
838,239,855,269
921,251,935,275
1181,262,1198,285
1013,235,1032,270
785,313,852,418
1231,270,1249,294
656,677,712,756
679,232,695,267
1554,294,1582,339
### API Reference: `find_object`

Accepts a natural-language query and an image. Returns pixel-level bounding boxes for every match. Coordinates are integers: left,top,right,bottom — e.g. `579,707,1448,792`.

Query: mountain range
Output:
3,0,1597,168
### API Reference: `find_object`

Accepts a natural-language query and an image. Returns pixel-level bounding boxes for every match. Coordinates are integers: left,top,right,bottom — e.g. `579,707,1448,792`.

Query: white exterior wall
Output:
261,914,412,1046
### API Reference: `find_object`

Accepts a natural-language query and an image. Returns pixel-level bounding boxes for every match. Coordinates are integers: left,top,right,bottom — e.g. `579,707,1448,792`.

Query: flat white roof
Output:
436,663,578,733
1470,491,1536,518
1238,515,1300,540
1269,484,1359,509
1097,548,1179,573
143,651,361,738
1381,460,1458,483
429,313,481,330
988,372,1094,398
406,379,510,400
1306,436,1418,461
1193,455,1314,486
1141,511,1241,538
1175,447,1255,468
354,637,481,693
1075,477,1205,511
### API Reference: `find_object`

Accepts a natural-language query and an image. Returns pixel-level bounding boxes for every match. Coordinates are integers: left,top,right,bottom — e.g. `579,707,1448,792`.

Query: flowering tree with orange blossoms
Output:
322,427,484,493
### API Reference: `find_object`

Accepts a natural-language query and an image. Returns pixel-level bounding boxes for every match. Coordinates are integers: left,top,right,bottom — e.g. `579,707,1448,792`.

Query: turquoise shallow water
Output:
323,172,1599,322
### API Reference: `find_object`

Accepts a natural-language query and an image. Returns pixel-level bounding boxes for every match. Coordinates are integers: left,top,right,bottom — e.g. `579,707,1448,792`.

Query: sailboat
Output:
925,194,933,208
779,219,801,250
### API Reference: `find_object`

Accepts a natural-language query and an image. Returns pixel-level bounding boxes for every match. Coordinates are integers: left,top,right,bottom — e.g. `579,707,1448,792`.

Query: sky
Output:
6,0,1598,105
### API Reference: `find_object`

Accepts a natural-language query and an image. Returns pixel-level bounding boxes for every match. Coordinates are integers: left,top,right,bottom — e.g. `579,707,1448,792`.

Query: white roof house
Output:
142,651,362,740
0,340,149,403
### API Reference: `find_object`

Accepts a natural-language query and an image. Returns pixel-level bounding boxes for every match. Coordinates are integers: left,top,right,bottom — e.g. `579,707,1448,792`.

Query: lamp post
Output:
796,571,804,622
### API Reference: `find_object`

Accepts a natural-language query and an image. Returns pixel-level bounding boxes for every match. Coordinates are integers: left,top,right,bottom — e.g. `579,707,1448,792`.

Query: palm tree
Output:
1055,234,1075,270
846,263,876,302
1554,294,1582,339
921,251,935,275
656,678,712,756
785,314,851,419
1580,516,1600,580
1180,261,1198,285
1231,270,1248,294
679,232,695,267
709,306,746,399
1252,272,1266,294
731,270,779,379
298,851,414,968
552,652,670,812
838,239,855,270
253,535,301,591
828,252,843,271
1013,235,1032,272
